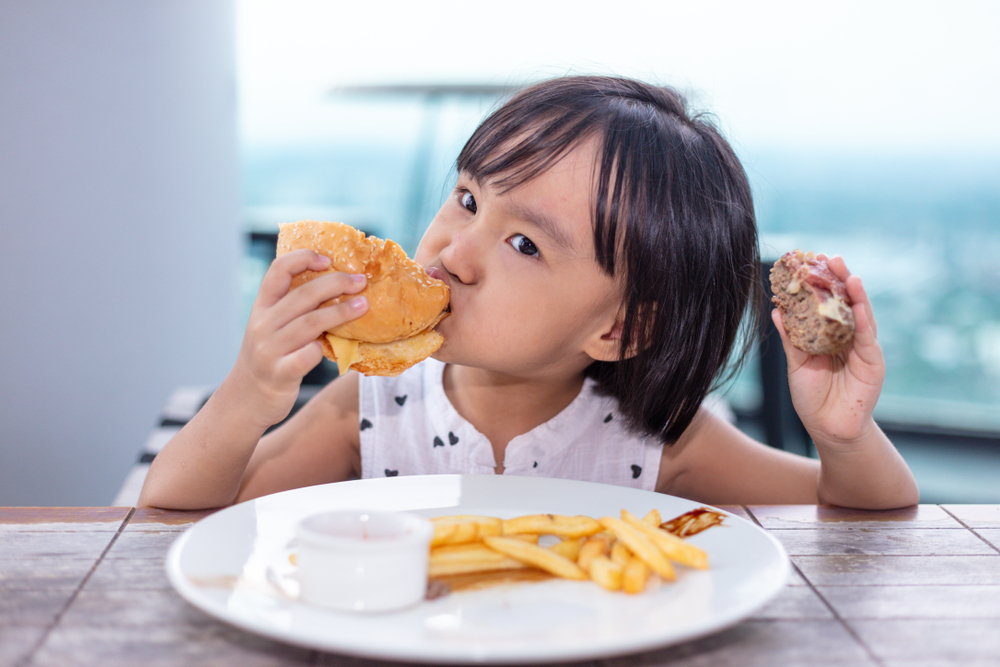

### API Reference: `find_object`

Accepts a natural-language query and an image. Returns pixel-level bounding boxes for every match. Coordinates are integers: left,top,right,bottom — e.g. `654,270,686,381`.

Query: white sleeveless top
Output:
358,358,664,490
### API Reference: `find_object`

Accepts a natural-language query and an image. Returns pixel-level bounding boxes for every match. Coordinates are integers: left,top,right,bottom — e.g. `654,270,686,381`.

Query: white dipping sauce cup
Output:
295,510,433,612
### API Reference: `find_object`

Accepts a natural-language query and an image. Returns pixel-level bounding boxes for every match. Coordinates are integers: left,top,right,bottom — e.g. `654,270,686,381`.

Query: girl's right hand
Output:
228,249,368,430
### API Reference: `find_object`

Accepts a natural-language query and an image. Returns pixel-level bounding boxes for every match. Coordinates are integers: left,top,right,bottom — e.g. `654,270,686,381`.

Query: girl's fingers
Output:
275,340,326,382
770,308,810,371
844,274,877,340
846,295,885,370
827,257,878,340
825,255,851,284
270,295,369,356
241,253,369,385
270,295,368,381
241,295,368,388
255,250,332,309
264,270,368,333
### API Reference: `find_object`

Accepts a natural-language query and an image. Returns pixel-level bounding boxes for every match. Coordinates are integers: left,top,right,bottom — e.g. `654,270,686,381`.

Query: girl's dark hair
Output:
457,76,760,443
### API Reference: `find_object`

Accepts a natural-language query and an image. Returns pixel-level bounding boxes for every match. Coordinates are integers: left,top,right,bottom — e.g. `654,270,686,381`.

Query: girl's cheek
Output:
415,222,446,264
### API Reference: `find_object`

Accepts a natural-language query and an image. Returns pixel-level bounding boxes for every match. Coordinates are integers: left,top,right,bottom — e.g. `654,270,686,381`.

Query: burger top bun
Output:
276,221,450,344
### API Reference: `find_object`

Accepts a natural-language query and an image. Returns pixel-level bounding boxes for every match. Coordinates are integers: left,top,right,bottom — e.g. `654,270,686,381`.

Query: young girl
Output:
138,76,918,510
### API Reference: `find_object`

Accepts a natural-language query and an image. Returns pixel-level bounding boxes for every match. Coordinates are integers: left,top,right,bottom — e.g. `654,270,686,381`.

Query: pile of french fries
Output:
428,509,709,594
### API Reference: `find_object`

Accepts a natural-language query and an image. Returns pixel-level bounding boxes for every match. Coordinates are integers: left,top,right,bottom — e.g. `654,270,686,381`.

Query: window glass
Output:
236,2,1000,436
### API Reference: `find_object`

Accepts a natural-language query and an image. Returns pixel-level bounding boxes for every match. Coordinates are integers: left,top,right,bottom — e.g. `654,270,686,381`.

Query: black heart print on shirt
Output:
631,465,642,479
395,395,407,406
433,433,459,448
360,418,372,431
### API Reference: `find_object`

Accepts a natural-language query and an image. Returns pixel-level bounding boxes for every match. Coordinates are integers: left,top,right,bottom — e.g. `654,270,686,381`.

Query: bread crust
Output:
321,331,445,377
770,250,854,356
276,220,450,375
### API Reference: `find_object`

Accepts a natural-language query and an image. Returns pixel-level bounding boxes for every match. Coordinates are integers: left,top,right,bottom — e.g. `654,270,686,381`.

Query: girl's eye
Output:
509,234,539,257
460,191,477,214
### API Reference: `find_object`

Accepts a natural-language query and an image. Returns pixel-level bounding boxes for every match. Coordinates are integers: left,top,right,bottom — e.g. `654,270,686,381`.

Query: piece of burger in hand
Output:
276,220,450,376
769,250,855,356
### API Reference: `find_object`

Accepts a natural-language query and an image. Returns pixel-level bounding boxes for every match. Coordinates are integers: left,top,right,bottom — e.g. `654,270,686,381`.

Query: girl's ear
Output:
583,318,641,362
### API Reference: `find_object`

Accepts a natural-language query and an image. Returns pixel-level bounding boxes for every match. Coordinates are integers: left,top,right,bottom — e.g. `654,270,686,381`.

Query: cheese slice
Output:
325,334,362,375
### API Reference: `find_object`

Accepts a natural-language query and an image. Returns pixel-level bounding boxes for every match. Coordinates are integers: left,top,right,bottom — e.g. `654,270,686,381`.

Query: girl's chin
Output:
430,339,459,362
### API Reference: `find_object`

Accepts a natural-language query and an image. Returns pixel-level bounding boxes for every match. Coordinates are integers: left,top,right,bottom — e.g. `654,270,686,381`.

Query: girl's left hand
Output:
772,255,884,447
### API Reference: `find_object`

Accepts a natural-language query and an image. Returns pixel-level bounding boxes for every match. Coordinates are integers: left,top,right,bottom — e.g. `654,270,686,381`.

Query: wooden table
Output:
2,504,999,667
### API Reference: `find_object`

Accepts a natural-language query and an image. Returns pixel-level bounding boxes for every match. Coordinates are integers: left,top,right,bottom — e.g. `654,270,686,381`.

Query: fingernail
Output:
350,273,366,282
316,254,331,266
350,296,368,310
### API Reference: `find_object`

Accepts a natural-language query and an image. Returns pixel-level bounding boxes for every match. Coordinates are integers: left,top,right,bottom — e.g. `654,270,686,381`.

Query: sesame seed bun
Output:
276,220,450,376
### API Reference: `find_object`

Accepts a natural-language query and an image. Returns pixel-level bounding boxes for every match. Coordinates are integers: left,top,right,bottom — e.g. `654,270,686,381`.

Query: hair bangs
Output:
457,98,602,196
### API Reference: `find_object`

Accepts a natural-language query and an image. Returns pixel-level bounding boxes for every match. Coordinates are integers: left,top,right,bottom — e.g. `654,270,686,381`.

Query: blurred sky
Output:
237,0,1000,155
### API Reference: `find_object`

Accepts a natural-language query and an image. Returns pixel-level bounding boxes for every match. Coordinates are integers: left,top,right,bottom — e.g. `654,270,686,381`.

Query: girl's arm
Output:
657,408,823,505
773,255,918,509
234,372,361,504
137,250,368,510
659,256,918,509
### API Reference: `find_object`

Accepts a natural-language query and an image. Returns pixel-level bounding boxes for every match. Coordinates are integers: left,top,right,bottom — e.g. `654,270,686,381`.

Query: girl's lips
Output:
424,266,453,314
425,266,449,287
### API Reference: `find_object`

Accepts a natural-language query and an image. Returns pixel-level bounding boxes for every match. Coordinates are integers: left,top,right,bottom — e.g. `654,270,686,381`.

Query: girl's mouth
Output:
425,266,452,313
425,266,449,286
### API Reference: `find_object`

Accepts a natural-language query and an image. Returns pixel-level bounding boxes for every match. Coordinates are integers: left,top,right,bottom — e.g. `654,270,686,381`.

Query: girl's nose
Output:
438,226,482,286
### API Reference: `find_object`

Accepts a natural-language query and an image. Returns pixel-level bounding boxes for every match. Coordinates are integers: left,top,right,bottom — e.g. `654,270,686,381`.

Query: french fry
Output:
621,509,708,570
428,543,527,577
430,521,461,547
432,530,536,550
599,517,675,580
622,556,650,594
430,515,503,546
610,540,632,567
424,508,718,596
549,537,584,561
501,514,602,538
588,555,623,591
483,536,587,580
576,534,612,570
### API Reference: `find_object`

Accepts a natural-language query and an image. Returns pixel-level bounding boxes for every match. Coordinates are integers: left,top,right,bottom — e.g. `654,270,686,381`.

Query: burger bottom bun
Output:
322,330,444,377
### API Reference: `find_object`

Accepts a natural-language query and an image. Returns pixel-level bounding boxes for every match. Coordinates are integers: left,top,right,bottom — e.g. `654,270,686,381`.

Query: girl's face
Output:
415,141,625,380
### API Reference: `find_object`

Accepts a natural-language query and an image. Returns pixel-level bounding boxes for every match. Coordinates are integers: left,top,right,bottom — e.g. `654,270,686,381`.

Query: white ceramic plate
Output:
166,475,789,664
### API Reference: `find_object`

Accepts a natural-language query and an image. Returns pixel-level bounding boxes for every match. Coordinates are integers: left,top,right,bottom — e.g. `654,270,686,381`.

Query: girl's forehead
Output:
470,129,602,192
484,144,600,246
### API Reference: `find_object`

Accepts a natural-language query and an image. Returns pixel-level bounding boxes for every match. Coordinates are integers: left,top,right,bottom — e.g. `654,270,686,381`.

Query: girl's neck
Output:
442,364,587,473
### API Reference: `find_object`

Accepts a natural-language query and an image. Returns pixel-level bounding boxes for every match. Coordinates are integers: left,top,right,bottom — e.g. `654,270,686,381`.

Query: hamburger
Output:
769,250,855,356
276,220,450,376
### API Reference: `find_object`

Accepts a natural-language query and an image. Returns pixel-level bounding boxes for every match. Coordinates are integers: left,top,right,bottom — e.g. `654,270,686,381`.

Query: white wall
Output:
0,1,242,505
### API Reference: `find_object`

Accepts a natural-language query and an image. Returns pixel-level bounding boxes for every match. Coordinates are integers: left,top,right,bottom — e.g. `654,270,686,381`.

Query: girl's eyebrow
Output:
505,201,580,256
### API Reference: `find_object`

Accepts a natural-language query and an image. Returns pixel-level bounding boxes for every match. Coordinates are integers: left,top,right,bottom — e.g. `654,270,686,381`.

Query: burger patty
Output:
769,250,855,356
